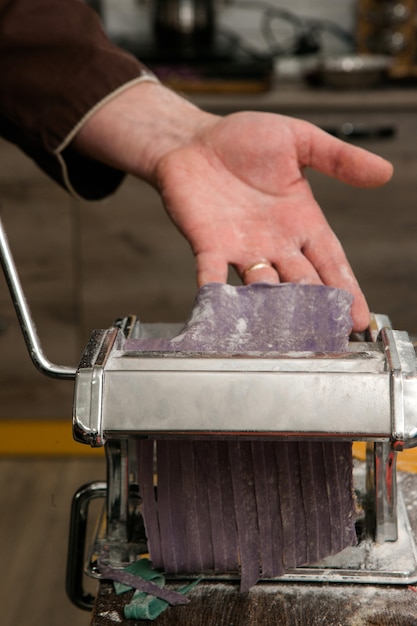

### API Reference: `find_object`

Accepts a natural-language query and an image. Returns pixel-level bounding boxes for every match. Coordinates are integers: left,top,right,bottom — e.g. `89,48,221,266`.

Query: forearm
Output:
72,81,217,187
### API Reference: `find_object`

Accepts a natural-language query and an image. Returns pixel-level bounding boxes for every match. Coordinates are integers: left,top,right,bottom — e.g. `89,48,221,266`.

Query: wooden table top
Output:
92,578,417,625
89,472,417,625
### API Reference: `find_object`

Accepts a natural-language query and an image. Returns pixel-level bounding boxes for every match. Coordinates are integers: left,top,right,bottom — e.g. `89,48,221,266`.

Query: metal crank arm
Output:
0,217,76,379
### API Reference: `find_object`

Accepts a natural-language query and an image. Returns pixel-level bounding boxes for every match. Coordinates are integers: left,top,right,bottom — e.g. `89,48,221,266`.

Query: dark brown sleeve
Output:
0,0,156,199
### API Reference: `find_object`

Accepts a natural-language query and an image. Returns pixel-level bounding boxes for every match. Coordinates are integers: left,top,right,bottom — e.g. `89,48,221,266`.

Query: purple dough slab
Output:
125,282,353,354
134,283,356,589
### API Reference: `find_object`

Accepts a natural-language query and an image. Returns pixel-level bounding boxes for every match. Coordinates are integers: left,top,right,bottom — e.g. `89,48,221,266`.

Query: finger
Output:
196,251,229,286
349,291,370,333
274,249,322,285
235,259,280,285
303,235,370,332
297,120,394,188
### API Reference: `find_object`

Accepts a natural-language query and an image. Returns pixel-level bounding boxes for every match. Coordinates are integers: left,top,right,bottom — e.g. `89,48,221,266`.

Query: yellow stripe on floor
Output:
0,420,104,456
353,441,417,474
1,425,417,469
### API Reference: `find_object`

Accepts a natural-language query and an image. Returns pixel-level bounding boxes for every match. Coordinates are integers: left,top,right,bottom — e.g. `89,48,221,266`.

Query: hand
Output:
155,110,393,331
73,82,393,332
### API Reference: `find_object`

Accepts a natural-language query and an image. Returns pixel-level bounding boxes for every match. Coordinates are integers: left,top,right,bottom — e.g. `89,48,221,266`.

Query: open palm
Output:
156,111,393,331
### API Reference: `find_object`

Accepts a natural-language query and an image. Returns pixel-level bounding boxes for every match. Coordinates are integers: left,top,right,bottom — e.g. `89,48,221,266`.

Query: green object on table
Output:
114,558,201,621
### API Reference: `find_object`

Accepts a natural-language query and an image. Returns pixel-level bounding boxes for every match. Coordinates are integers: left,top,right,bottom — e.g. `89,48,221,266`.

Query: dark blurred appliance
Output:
153,0,216,52
88,0,274,92
133,0,242,67
356,0,417,79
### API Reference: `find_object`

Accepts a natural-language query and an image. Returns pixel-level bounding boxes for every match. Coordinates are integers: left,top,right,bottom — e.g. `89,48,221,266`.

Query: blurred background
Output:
2,1,417,625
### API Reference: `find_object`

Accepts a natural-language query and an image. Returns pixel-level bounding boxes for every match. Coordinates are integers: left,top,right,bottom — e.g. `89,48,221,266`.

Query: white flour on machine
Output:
1,218,417,611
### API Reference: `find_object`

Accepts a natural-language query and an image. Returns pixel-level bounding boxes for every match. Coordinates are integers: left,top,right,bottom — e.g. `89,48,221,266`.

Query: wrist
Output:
72,81,215,185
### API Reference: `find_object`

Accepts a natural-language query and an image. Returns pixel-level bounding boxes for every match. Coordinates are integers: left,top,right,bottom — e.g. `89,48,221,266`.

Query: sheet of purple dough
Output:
125,282,353,354
133,283,356,589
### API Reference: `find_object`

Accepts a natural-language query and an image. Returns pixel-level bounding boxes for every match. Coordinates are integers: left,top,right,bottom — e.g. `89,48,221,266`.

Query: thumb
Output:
300,121,394,188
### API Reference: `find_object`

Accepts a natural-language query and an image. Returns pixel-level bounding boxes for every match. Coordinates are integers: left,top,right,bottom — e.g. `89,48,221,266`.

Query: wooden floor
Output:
0,457,105,626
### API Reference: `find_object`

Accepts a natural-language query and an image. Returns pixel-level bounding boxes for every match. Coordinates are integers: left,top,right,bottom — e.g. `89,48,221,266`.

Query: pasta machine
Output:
1,218,417,612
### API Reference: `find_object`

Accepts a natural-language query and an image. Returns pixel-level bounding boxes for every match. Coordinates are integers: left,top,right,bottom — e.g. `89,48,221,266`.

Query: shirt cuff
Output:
55,73,159,201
